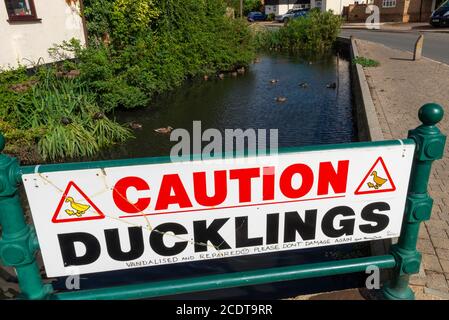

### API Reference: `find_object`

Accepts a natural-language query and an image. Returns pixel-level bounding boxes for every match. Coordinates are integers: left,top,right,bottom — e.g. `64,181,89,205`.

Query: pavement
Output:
289,286,446,300
353,39,449,300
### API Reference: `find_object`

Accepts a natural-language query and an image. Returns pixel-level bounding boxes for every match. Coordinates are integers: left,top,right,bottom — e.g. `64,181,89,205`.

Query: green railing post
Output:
0,133,52,299
382,103,446,300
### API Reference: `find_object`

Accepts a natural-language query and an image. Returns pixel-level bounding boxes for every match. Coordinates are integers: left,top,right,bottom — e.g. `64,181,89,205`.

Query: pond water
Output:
95,51,356,160
52,50,372,299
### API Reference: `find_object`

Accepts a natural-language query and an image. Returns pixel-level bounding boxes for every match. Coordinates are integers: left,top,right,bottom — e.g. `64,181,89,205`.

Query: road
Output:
340,29,449,65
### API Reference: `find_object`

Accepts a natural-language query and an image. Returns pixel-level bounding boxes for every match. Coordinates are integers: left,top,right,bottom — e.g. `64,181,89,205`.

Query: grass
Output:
352,56,380,68
0,65,132,162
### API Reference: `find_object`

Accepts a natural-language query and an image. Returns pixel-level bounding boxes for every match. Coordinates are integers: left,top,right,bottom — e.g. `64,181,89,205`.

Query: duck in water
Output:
154,126,174,134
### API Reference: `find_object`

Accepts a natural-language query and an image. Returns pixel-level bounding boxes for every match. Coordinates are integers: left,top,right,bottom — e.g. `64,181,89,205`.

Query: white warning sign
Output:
22,142,415,277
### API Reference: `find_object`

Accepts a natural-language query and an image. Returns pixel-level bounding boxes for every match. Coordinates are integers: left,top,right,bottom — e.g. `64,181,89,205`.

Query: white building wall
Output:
310,0,325,11
311,0,366,15
265,5,277,14
278,4,292,14
0,0,86,69
265,4,296,15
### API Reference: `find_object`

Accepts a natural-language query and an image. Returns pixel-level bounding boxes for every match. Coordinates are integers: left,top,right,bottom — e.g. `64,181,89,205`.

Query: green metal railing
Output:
0,103,445,300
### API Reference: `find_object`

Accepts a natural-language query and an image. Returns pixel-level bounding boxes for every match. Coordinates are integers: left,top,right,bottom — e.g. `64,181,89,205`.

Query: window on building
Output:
4,0,39,22
382,0,397,8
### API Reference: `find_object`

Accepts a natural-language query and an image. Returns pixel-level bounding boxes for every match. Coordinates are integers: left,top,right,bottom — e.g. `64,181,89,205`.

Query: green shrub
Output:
77,0,255,109
1,0,256,162
259,9,342,52
0,65,131,161
225,0,263,15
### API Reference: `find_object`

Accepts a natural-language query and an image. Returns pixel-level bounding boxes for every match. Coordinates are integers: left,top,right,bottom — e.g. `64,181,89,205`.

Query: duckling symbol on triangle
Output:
354,157,396,195
52,181,105,223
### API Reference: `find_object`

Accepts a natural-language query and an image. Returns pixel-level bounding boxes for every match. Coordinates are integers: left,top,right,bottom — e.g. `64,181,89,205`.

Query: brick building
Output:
347,0,445,23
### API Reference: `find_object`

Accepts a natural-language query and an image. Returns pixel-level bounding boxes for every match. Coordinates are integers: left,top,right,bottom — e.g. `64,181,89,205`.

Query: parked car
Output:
275,8,309,23
430,0,449,27
291,9,309,21
247,12,266,22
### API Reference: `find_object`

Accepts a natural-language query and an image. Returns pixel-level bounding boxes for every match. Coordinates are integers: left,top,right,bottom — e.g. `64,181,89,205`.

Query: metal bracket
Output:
0,225,39,267
405,194,434,223
390,244,422,276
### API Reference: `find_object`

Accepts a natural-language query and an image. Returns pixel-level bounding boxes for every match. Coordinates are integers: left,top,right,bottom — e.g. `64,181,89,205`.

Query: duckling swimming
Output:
326,82,337,89
275,97,287,103
154,126,174,134
129,122,143,129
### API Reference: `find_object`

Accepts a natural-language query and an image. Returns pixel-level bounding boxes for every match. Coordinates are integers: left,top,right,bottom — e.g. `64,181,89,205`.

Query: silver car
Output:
275,8,303,23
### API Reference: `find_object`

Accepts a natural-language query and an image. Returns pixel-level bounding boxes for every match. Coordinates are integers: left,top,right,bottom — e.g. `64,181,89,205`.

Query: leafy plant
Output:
225,0,263,16
0,65,131,161
266,13,275,21
352,56,380,67
110,0,159,46
258,9,342,52
75,0,255,109
1,0,256,162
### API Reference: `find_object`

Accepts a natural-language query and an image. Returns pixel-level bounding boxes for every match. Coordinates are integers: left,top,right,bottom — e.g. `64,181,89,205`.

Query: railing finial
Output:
418,103,444,126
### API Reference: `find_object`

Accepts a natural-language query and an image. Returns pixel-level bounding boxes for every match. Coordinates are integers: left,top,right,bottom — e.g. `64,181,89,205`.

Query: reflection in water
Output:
94,51,355,161
53,51,371,299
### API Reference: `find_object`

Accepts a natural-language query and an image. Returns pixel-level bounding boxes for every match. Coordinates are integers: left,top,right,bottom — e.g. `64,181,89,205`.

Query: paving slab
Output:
355,39,449,299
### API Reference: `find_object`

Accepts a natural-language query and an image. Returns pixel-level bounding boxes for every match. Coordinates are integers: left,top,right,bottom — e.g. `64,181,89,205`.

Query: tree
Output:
225,0,262,16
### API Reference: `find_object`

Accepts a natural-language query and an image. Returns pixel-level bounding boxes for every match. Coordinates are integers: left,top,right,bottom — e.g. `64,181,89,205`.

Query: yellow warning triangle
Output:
354,157,396,195
52,181,105,223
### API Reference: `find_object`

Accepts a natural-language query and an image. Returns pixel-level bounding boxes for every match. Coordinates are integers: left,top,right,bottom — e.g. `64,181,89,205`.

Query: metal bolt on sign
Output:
0,103,446,300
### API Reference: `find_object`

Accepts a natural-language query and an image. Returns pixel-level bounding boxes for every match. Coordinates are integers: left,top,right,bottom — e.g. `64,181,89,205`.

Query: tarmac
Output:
342,22,449,33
